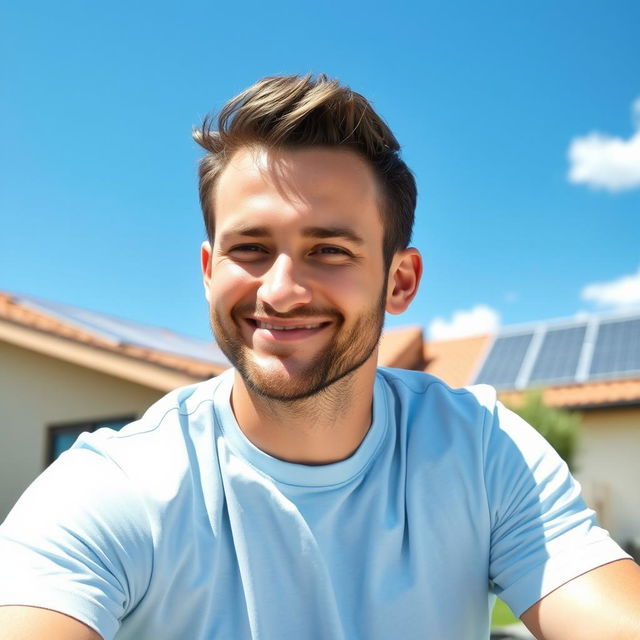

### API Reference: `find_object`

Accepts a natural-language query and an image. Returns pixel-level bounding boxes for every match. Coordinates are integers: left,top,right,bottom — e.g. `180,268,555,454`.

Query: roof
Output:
472,309,640,390
0,292,229,391
419,309,640,410
499,378,640,411
378,326,425,370
423,334,490,389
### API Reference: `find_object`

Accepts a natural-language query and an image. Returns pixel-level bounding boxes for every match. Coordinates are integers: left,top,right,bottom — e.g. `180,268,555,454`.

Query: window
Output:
46,416,135,466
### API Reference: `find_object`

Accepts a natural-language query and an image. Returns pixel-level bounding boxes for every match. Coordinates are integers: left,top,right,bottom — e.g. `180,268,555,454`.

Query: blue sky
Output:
2,0,639,342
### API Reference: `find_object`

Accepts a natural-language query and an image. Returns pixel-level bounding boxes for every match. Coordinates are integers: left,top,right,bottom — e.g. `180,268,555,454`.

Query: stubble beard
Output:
211,288,387,403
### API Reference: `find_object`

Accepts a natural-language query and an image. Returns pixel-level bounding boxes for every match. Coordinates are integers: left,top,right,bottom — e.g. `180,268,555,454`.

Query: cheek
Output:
321,269,385,303
210,263,258,300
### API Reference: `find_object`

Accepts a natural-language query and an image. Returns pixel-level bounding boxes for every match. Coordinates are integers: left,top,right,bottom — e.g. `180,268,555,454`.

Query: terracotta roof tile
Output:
0,293,224,379
499,378,640,410
423,334,491,389
378,326,425,369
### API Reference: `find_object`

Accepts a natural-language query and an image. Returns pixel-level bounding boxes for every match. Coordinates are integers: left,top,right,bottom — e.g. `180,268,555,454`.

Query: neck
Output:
230,361,377,465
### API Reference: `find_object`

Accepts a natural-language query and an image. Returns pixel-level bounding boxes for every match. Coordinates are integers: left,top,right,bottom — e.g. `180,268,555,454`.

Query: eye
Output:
319,246,348,254
228,244,269,260
310,245,353,262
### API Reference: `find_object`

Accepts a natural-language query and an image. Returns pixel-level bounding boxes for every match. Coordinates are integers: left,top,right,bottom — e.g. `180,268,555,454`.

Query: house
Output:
0,292,422,522
420,311,640,546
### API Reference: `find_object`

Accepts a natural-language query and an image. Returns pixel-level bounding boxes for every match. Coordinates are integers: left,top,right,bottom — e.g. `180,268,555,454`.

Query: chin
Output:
238,350,374,403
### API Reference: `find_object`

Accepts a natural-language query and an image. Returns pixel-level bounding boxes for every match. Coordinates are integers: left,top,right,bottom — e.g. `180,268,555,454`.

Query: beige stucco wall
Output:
574,406,640,544
0,340,165,521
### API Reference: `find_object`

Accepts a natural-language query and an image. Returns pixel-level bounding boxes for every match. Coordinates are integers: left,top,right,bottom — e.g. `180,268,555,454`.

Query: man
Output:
0,74,639,639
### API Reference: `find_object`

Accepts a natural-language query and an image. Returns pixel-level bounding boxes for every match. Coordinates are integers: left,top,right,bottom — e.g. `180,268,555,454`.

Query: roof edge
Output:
0,317,209,392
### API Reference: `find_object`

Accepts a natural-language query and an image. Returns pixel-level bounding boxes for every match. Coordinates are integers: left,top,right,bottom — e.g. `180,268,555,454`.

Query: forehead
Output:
212,146,383,235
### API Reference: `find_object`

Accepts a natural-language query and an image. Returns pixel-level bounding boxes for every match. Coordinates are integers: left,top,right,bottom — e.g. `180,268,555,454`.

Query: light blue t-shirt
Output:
0,368,627,639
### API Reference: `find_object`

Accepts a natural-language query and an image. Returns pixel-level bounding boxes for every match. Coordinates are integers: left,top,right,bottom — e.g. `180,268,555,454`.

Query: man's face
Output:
202,146,391,401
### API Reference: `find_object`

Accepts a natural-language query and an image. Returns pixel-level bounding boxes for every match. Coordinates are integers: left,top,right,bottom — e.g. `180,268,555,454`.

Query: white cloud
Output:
581,269,640,308
428,304,501,340
567,97,640,192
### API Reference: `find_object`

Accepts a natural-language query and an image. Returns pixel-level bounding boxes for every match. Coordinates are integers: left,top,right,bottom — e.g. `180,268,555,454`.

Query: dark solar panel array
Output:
529,325,587,384
474,333,533,387
473,313,640,388
590,318,640,377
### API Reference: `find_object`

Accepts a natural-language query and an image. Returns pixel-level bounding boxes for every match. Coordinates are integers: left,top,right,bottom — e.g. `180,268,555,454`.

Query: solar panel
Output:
18,295,230,365
474,332,533,387
529,325,587,384
589,317,640,377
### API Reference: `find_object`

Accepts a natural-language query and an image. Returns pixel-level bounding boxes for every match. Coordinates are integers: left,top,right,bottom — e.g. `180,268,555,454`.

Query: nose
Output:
257,253,312,312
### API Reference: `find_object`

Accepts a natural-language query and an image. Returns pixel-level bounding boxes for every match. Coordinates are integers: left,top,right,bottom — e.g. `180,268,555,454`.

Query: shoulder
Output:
27,372,232,519
374,367,558,476
70,374,227,476
84,375,221,444
375,366,500,433
376,366,496,404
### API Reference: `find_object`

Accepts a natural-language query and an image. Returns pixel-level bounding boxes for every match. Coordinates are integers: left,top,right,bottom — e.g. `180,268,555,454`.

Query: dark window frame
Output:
45,415,136,467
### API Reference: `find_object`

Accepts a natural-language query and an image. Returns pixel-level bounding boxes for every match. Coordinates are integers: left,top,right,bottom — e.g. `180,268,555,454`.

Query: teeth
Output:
257,321,321,331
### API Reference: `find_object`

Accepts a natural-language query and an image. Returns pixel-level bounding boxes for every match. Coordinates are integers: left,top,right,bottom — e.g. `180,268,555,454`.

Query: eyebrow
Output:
221,225,271,239
302,226,364,244
220,224,365,245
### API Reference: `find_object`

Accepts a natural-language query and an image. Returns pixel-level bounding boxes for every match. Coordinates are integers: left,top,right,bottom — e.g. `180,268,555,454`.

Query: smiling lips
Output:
246,317,331,341
256,320,324,331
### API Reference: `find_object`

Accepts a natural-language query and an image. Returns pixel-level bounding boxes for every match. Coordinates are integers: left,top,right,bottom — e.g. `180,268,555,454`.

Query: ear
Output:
201,241,213,303
385,248,422,315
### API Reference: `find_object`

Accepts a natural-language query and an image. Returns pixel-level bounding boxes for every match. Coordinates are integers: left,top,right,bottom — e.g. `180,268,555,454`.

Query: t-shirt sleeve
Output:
484,400,629,617
0,445,154,640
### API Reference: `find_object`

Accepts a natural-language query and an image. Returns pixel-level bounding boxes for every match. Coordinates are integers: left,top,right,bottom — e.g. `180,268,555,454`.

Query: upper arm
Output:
485,403,630,617
521,559,640,640
0,448,153,640
0,605,103,640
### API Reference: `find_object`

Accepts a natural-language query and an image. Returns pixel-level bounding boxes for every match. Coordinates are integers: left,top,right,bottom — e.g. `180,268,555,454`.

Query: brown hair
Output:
193,74,416,267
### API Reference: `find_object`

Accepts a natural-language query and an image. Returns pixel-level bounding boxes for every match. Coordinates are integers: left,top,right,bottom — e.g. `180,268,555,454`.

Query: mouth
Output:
245,317,332,341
